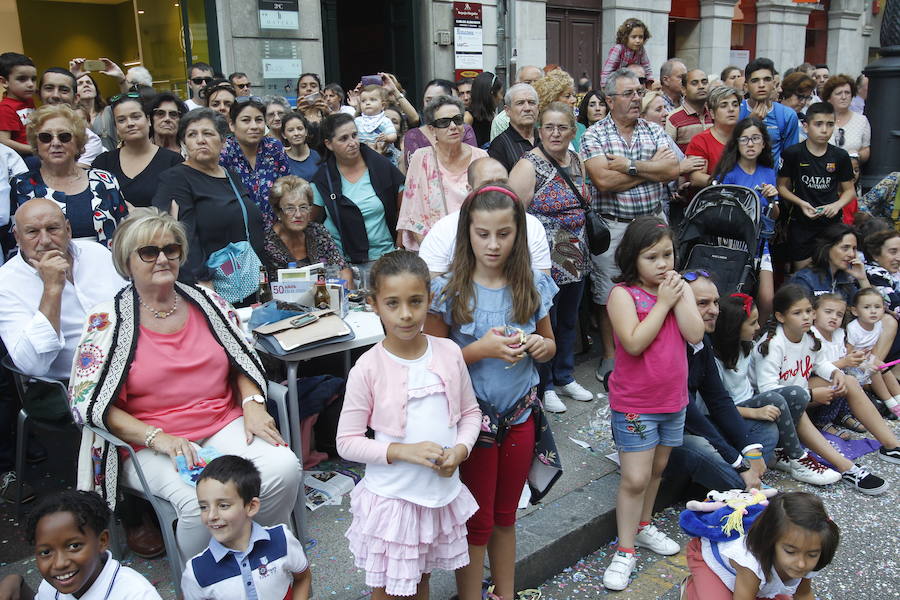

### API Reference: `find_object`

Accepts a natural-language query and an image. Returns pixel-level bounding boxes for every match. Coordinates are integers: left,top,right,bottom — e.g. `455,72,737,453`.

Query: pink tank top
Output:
608,284,689,414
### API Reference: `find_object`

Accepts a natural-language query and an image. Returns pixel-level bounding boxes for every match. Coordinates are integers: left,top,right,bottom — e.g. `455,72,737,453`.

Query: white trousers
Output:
122,416,302,558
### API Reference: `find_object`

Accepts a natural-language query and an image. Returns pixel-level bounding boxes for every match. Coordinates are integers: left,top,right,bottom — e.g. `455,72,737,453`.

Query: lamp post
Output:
862,0,900,190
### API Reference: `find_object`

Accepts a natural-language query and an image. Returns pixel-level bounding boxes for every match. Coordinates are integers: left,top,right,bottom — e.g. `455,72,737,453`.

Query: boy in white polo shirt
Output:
181,456,311,600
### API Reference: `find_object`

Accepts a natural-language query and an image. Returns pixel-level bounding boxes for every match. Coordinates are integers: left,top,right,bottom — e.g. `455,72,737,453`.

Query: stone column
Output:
827,0,867,75
601,0,672,81
513,0,547,78
699,0,739,78
755,0,815,72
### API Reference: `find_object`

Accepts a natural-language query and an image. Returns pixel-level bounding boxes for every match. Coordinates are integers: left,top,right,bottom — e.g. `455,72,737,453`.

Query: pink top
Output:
608,284,688,413
336,335,482,465
116,303,242,450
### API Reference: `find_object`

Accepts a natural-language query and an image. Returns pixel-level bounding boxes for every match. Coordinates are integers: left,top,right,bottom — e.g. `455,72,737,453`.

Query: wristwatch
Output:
627,160,638,177
735,458,751,473
241,394,265,407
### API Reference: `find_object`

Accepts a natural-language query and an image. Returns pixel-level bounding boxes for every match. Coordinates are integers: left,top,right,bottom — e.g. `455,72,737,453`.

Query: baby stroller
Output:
677,184,761,296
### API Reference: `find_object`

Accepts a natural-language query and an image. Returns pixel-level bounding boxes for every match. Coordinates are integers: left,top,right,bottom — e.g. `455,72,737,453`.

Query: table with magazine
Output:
253,309,385,464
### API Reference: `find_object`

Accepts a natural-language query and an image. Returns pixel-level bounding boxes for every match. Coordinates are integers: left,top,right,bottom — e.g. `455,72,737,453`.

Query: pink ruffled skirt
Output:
345,482,479,596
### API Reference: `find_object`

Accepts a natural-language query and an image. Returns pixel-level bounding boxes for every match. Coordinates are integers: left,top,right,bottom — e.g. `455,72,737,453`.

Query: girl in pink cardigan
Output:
336,250,482,599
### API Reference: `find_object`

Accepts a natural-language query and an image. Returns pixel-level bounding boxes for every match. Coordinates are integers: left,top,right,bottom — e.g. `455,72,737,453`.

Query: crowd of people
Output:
0,20,897,599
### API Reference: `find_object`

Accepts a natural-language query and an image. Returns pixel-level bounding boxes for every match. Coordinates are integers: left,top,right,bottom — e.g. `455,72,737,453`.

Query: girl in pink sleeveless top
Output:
601,216,705,591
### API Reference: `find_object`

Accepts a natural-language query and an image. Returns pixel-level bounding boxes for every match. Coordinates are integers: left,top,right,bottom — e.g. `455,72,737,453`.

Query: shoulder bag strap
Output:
323,164,347,244
430,145,449,214
541,146,588,211
224,170,251,242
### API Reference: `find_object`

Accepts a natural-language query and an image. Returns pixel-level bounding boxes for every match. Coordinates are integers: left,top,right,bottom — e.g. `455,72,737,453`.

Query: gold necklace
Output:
139,294,179,319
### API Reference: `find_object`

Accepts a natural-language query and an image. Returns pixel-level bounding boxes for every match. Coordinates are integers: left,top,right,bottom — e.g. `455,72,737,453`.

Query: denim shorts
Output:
610,408,686,453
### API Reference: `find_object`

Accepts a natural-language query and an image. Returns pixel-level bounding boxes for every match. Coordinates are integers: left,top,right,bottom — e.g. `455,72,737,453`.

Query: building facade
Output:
0,0,885,103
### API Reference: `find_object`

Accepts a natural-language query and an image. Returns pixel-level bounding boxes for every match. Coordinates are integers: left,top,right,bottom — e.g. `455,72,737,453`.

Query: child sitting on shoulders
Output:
354,84,397,151
0,490,162,599
600,18,653,87
181,456,311,600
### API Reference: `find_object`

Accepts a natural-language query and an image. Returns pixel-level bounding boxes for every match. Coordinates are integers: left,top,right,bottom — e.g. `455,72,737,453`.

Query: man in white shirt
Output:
0,144,27,264
0,198,126,378
419,157,551,276
185,62,215,110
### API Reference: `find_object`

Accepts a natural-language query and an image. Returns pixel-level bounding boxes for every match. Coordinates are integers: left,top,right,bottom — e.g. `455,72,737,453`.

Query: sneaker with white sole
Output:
557,380,595,402
602,551,636,591
634,523,681,556
879,446,900,464
542,390,567,413
789,453,841,486
841,464,888,495
772,448,791,473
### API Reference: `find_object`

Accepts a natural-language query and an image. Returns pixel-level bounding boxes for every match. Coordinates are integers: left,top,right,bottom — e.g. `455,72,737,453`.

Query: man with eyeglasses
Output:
185,62,215,110
38,67,104,167
738,57,798,167
228,72,253,97
0,199,124,501
665,69,713,153
487,83,539,172
581,68,678,381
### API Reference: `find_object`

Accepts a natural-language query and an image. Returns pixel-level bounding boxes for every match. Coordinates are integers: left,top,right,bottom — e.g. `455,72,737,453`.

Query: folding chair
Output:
1,355,77,523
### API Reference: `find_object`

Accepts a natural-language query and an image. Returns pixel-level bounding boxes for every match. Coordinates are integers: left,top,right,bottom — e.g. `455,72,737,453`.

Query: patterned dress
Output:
261,221,348,281
523,150,589,285
219,136,289,228
12,168,127,248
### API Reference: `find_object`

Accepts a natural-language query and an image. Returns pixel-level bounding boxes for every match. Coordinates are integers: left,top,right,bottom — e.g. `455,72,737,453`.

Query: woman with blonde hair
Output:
534,69,585,150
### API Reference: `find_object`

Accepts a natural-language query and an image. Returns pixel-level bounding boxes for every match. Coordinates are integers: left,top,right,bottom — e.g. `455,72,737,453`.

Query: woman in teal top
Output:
309,113,404,280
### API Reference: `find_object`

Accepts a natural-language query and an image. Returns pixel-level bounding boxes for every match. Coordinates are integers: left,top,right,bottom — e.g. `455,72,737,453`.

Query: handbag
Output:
206,172,262,303
542,148,611,256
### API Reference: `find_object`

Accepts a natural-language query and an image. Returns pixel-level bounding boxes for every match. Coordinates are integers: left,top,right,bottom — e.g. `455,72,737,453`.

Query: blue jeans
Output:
663,420,779,491
545,278,585,388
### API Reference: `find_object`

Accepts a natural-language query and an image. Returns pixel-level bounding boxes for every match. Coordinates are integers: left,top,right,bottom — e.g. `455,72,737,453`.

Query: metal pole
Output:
496,0,508,88
861,0,900,190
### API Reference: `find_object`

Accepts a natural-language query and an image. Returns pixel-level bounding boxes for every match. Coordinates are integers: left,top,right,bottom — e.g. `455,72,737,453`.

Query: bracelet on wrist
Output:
145,426,163,449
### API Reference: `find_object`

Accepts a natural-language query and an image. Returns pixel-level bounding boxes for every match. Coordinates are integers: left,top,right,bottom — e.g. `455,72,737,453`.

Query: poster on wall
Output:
454,2,483,80
729,50,750,71
259,0,299,30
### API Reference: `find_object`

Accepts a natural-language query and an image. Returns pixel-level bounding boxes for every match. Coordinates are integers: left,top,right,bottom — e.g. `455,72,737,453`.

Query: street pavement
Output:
1,341,898,599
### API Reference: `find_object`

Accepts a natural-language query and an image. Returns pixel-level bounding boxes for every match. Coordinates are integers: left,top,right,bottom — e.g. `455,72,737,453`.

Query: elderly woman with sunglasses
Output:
147,92,188,154
219,97,290,228
93,93,184,209
13,104,128,248
396,95,487,250
69,207,301,562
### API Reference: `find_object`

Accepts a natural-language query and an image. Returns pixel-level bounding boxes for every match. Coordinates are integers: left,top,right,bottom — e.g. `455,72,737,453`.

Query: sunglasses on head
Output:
432,115,464,128
235,95,263,104
110,91,142,104
136,243,182,263
682,269,711,282
37,132,73,144
191,77,214,85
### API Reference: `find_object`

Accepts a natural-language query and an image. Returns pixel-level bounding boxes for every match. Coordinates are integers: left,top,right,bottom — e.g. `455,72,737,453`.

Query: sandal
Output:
822,423,852,441
838,414,867,433
516,590,542,600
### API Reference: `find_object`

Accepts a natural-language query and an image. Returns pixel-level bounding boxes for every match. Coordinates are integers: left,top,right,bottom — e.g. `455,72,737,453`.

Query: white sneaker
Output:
634,523,681,556
542,390,567,413
557,380,595,402
789,453,841,486
773,448,791,473
602,551,636,591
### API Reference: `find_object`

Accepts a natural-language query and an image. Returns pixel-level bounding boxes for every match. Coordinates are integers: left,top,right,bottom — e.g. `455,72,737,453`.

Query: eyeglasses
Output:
136,243,183,263
282,205,311,215
609,88,647,99
738,135,764,145
541,124,572,134
110,92,142,104
235,95,263,104
682,269,711,282
36,132,73,144
152,109,181,119
432,115,465,128
836,127,846,147
191,77,214,85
